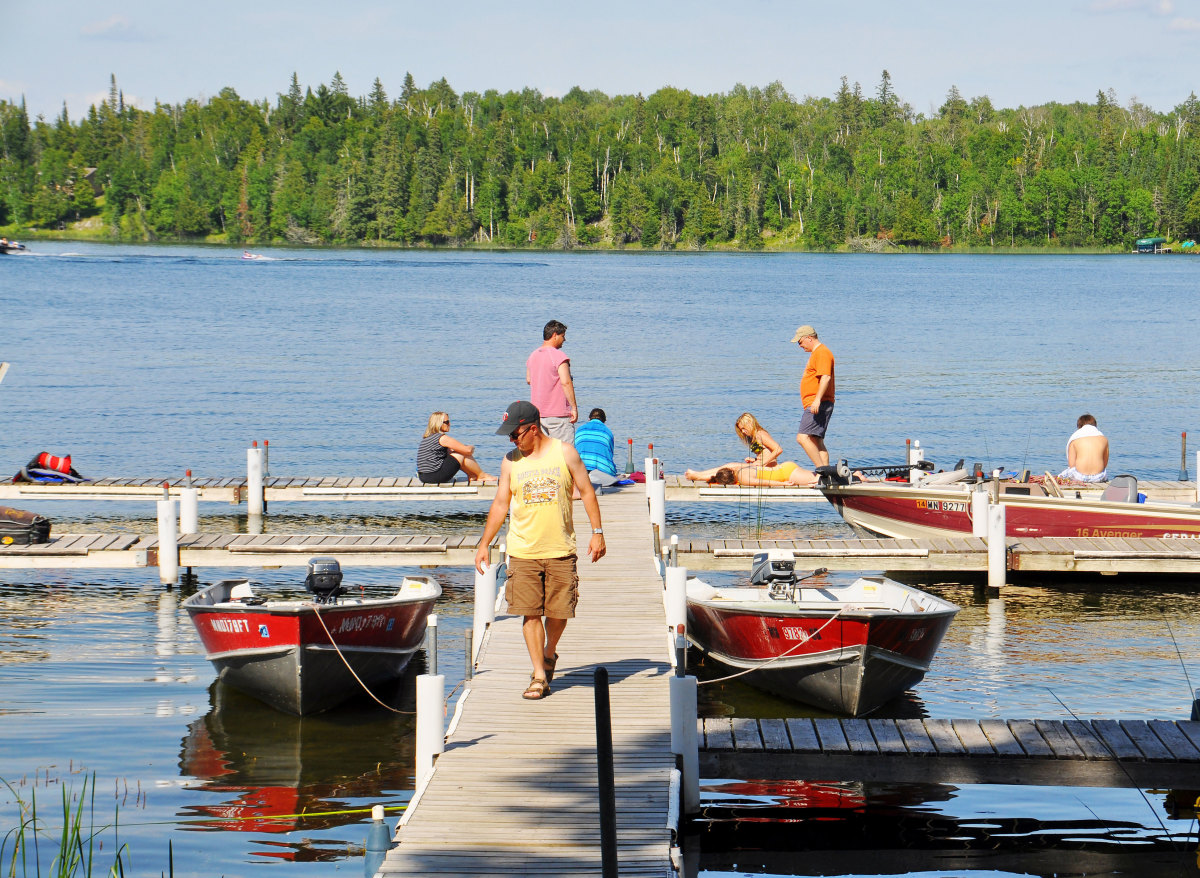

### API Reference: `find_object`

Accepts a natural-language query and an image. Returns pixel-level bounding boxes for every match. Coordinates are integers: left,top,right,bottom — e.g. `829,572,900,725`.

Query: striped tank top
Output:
416,434,448,475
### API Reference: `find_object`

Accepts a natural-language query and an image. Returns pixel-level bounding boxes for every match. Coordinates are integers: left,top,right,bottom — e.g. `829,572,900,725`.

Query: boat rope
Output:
696,605,850,686
312,606,416,714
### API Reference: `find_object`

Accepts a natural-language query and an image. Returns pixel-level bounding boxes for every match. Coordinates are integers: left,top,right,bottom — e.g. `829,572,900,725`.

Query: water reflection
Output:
177,681,416,857
696,780,1199,877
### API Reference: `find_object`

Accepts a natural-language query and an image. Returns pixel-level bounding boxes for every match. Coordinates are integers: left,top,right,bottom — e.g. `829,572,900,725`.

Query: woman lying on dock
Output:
683,412,820,487
416,411,497,484
683,460,819,487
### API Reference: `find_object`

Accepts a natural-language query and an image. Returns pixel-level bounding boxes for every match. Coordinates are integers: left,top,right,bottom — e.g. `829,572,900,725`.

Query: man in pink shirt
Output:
526,319,578,442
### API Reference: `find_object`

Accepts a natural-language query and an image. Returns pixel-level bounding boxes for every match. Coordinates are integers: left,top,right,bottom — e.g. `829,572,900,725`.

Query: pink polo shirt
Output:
526,346,571,417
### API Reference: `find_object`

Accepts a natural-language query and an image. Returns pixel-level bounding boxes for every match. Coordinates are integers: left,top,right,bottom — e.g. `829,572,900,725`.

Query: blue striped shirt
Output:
574,419,618,476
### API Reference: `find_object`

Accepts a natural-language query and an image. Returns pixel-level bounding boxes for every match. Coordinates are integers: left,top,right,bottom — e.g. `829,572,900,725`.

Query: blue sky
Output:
3,0,1199,122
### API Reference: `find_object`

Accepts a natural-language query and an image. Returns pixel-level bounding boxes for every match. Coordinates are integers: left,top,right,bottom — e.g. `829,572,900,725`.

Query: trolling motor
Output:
751,550,830,600
305,556,346,604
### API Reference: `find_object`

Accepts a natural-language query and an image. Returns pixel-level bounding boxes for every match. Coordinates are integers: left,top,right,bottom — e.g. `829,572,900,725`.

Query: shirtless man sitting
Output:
1060,414,1109,482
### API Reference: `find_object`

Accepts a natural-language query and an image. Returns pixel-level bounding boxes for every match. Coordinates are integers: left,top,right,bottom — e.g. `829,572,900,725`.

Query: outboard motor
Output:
750,550,799,600
305,556,346,604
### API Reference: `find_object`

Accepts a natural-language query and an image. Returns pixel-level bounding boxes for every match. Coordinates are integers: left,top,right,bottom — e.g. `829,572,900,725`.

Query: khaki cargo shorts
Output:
506,555,579,619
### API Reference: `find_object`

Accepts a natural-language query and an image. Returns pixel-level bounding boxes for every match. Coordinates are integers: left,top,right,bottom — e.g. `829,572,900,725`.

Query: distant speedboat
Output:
0,240,28,255
241,250,267,260
184,558,440,715
686,551,958,716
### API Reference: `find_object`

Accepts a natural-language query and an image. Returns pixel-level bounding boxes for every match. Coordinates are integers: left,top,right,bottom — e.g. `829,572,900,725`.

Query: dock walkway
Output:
379,489,677,877
699,716,1200,788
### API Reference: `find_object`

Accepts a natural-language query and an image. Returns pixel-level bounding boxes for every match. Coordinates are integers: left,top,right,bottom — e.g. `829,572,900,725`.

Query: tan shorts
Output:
506,555,578,619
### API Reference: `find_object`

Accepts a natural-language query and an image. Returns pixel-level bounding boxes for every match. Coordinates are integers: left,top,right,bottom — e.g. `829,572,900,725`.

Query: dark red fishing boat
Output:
184,558,439,715
819,469,1200,540
686,552,958,716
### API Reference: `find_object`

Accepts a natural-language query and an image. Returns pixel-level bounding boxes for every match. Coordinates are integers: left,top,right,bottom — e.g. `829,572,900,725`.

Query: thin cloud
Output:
1169,16,1200,29
1091,0,1173,12
81,15,149,41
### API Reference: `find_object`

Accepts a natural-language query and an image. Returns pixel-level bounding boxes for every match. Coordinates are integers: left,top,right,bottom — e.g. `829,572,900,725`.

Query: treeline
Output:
3,72,1200,249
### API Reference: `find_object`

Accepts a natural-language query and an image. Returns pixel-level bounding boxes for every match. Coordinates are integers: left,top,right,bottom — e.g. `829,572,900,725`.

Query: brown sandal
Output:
523,676,549,700
543,654,558,684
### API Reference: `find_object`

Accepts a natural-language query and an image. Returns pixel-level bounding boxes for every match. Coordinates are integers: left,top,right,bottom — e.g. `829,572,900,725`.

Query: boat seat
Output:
1100,474,1138,503
229,582,256,601
922,468,969,486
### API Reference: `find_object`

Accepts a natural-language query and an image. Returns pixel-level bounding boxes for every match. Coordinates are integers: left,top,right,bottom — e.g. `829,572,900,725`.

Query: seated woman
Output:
416,411,496,483
683,413,819,487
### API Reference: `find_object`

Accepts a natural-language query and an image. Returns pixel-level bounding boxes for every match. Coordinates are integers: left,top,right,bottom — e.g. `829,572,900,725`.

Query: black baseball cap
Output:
495,400,542,436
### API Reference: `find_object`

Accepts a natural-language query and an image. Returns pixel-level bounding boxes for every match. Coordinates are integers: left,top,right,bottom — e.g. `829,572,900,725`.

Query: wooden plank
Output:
923,719,965,755
705,717,734,750
979,719,1024,756
1063,720,1112,760
1034,720,1086,759
895,719,936,755
758,718,790,750
1007,720,1054,757
731,717,763,750
1091,720,1143,760
867,719,908,754
1148,720,1200,761
951,720,996,756
841,719,878,754
1119,720,1173,760
1173,721,1200,753
813,718,850,753
785,718,820,752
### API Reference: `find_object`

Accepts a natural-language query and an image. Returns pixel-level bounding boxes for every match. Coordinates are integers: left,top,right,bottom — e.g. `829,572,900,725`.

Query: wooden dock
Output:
676,535,1200,575
0,533,481,570
379,489,677,877
699,716,1200,788
0,477,496,504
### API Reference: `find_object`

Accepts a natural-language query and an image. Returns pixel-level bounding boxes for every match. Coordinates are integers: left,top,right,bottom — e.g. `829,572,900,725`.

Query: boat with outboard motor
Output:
686,551,958,715
0,239,27,254
183,557,440,715
817,459,1200,541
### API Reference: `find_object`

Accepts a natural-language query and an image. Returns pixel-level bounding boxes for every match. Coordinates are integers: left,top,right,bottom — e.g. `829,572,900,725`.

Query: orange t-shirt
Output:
800,344,835,406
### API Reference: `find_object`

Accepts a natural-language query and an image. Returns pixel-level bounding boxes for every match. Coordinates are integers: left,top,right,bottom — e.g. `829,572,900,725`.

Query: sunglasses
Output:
509,423,534,443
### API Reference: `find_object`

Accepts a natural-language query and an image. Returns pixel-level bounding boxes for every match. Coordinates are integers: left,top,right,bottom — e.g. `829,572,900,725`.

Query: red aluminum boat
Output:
686,552,958,716
820,470,1200,541
184,558,439,715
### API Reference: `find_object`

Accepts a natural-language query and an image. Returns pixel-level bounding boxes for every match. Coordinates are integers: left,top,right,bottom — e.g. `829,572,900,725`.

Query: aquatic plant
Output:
1,773,131,877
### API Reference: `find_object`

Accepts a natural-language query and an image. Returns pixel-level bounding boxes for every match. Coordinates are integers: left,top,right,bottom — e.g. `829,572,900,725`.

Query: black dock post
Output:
595,666,618,877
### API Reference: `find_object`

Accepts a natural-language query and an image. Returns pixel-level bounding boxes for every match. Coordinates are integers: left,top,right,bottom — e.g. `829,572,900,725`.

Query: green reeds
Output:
1,773,132,877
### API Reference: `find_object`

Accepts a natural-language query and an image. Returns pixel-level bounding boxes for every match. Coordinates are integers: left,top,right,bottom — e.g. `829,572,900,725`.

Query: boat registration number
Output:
915,500,966,512
781,627,818,642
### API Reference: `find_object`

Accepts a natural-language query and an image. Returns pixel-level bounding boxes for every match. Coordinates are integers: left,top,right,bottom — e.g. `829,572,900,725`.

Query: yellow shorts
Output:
756,461,798,482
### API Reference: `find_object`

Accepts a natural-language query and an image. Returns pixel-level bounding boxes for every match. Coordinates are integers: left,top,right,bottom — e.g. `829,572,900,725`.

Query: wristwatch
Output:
592,528,604,535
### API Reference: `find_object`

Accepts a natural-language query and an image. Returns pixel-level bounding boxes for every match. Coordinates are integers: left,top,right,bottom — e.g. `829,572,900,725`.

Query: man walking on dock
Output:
474,400,605,700
792,324,835,467
526,319,578,443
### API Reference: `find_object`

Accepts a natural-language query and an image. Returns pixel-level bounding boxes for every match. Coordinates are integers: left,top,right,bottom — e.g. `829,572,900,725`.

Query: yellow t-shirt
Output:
506,438,576,559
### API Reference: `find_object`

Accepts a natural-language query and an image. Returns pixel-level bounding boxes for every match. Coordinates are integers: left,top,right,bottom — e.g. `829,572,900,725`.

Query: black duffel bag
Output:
0,506,51,545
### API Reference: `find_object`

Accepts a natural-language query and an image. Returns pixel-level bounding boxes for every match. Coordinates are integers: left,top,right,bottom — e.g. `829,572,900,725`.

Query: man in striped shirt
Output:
574,408,618,479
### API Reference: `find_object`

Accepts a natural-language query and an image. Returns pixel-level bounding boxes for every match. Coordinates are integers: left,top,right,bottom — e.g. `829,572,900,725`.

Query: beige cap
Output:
790,325,817,343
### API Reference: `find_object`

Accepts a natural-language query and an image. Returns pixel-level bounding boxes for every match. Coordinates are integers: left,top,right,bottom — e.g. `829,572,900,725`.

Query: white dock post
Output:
246,443,265,517
664,564,688,645
648,461,666,536
415,673,445,783
908,439,924,484
472,561,499,663
970,489,989,538
670,674,700,815
986,502,1007,590
426,613,438,676
179,470,199,534
644,447,658,498
156,483,179,586
1195,449,1199,502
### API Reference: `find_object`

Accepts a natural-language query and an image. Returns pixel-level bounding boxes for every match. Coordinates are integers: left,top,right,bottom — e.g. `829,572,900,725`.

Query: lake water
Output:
1,243,1199,876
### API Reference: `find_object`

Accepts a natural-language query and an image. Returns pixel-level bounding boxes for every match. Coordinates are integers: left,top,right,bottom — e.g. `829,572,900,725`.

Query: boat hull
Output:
185,578,439,714
823,483,1200,541
686,577,957,716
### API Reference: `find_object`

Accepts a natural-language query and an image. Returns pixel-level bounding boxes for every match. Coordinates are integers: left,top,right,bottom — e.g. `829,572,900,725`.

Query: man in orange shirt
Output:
791,324,835,467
